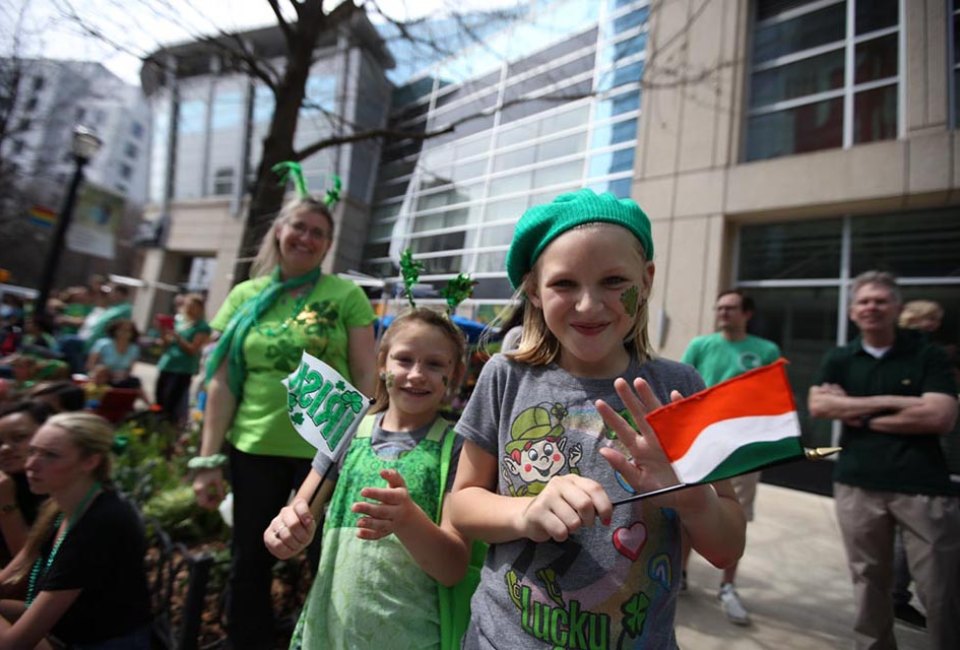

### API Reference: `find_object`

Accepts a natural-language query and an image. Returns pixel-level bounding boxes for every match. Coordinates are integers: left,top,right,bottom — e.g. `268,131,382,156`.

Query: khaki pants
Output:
834,483,960,650
731,471,760,522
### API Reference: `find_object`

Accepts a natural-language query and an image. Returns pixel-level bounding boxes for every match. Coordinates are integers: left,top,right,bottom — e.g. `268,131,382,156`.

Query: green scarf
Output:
206,266,321,398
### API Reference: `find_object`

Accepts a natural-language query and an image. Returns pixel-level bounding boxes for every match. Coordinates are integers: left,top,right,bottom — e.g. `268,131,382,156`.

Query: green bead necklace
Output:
253,285,314,338
26,481,102,607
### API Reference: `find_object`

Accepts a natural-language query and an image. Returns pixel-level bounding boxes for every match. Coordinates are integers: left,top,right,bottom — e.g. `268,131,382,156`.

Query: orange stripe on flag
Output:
646,359,795,462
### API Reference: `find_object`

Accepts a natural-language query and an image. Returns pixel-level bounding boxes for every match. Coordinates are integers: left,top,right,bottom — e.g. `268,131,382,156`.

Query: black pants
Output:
155,371,192,423
226,446,319,649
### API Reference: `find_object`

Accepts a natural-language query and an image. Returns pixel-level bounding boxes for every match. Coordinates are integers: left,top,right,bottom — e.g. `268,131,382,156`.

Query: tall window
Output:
362,0,648,301
735,208,960,448
745,0,900,161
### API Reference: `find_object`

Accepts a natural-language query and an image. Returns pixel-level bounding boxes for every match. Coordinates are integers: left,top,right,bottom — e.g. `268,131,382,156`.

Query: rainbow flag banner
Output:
646,359,802,484
28,205,57,228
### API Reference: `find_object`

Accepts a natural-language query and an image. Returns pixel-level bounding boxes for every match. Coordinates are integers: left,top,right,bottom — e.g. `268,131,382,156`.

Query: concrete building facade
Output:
133,0,958,452
636,0,960,446
2,58,150,204
134,12,394,326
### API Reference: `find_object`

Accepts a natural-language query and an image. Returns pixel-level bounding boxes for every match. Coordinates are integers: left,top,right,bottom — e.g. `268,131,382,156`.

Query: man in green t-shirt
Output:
680,289,781,626
809,271,959,650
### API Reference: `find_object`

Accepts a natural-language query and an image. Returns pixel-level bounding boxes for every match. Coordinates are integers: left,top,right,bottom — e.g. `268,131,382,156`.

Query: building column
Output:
132,248,168,330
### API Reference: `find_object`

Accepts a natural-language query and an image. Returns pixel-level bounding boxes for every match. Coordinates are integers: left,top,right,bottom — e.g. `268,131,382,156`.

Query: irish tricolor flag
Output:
646,359,802,484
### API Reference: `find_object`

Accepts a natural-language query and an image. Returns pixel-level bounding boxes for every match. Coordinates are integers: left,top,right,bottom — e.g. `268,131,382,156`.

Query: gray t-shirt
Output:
312,412,463,491
456,353,704,649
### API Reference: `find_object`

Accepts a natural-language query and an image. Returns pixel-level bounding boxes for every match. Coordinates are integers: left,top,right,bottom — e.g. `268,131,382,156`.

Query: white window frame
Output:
745,0,902,159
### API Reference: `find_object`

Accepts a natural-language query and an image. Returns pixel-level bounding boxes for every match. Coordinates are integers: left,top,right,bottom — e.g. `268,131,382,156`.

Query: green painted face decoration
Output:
620,285,640,316
441,375,450,388
380,371,395,389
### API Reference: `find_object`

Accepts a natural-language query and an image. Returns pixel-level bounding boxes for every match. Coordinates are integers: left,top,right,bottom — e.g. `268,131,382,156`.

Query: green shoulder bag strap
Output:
435,421,488,650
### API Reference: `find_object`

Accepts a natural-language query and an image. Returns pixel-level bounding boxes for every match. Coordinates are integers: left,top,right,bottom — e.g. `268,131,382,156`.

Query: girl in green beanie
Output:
448,189,746,648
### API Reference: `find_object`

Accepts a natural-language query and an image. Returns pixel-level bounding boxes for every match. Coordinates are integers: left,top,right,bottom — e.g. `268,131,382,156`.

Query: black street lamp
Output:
35,125,103,318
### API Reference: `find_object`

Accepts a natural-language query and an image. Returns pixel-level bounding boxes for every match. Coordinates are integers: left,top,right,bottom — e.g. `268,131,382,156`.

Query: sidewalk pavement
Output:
131,361,932,649
677,483,928,649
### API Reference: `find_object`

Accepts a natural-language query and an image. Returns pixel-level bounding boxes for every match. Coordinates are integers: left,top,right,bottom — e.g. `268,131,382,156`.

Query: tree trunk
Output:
233,4,335,282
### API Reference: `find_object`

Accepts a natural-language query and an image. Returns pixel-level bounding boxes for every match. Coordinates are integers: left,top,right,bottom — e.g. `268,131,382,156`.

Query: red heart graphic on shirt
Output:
613,522,647,561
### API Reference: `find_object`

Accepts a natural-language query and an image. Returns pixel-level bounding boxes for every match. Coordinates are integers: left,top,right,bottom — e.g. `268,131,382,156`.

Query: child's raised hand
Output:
519,474,612,543
596,377,691,507
264,498,316,560
353,469,421,540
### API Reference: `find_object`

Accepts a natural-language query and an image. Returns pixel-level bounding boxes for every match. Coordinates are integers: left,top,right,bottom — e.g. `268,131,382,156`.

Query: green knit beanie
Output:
505,189,654,290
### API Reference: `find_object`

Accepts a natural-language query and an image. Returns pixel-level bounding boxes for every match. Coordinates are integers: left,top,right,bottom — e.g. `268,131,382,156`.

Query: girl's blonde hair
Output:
370,308,467,415
250,197,334,278
507,223,654,366
7,412,114,584
899,300,943,330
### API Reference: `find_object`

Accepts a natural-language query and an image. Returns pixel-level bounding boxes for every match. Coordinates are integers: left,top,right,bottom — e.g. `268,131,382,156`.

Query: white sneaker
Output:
718,583,750,625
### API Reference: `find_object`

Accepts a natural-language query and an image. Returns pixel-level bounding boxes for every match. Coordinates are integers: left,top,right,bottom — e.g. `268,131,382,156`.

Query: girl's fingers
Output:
352,501,392,520
281,519,314,546
359,486,403,504
596,398,642,457
614,380,672,459
291,499,315,528
355,517,392,540
529,475,611,541
560,478,613,526
632,377,665,411
598,446,639,485
356,526,390,541
380,468,407,489
583,479,613,524
611,378,649,437
543,515,571,542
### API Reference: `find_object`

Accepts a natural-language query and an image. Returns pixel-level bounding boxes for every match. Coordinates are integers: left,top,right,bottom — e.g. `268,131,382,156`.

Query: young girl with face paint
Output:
265,308,473,649
447,189,746,649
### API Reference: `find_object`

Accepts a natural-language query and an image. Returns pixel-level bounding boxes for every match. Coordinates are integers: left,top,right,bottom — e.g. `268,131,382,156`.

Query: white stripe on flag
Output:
672,411,801,483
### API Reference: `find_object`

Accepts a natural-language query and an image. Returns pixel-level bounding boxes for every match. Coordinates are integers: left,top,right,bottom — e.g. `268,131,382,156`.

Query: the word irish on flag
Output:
646,359,803,485
283,351,372,462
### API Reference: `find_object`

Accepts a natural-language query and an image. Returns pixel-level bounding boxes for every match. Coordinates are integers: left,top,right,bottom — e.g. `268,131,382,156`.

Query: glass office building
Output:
362,0,651,314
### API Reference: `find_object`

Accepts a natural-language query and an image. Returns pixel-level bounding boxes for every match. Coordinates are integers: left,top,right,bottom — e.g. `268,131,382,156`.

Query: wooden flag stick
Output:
307,461,338,519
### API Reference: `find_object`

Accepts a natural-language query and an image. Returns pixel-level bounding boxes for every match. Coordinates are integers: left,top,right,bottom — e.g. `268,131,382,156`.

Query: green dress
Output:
291,415,449,649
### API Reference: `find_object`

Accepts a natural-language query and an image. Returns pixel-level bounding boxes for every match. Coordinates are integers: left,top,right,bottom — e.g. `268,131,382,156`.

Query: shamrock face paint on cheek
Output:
380,371,395,389
441,375,449,388
620,285,640,316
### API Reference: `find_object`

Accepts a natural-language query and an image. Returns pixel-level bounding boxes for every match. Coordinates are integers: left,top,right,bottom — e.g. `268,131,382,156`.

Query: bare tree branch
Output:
267,0,295,48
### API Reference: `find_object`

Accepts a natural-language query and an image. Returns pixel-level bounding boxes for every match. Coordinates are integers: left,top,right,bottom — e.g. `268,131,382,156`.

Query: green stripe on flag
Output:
697,437,804,484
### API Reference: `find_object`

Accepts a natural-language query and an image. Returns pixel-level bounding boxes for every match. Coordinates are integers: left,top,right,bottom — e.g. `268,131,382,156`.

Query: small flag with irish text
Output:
282,351,371,463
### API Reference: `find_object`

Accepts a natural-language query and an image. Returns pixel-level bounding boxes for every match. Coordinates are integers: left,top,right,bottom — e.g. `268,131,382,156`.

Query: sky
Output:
2,0,520,86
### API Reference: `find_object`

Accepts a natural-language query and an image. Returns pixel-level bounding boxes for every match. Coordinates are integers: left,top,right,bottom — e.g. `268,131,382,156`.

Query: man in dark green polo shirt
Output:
809,271,959,650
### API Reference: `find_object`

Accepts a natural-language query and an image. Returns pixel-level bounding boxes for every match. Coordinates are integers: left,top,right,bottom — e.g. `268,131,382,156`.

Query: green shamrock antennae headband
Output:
272,161,342,208
440,273,474,315
399,248,475,314
399,249,424,310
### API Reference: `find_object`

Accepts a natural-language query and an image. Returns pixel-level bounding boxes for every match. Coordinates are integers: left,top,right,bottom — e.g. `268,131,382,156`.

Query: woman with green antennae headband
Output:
192,164,377,649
